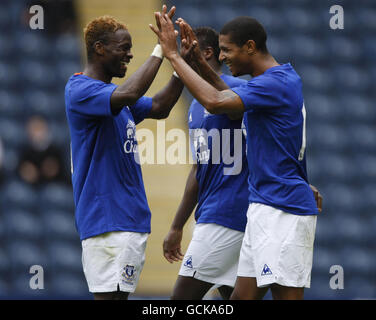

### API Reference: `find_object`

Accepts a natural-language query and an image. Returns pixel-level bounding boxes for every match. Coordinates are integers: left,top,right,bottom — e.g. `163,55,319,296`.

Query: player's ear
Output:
203,47,214,60
93,40,105,56
245,40,256,55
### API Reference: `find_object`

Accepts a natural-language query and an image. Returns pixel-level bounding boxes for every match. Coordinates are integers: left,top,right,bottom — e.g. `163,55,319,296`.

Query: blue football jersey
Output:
189,74,249,232
232,63,319,215
65,73,152,240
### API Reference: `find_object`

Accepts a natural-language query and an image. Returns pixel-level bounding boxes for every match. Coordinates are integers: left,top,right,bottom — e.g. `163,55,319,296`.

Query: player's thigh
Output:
230,276,269,300
171,275,214,300
218,285,234,300
270,284,304,300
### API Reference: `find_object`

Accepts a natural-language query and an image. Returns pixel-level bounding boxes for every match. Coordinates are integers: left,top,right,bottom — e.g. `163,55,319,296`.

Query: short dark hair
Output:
193,26,221,64
220,16,268,53
84,15,127,60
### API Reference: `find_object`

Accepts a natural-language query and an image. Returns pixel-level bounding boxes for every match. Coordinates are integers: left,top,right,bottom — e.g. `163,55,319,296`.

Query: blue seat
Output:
340,246,376,274
42,209,78,242
0,119,26,149
0,277,10,298
20,60,57,89
315,154,356,184
327,36,362,64
333,65,370,93
314,216,339,246
305,94,343,124
342,95,376,124
267,36,293,64
7,240,47,271
0,90,24,120
356,8,376,33
0,248,11,274
15,31,51,60
283,7,321,34
48,121,71,147
53,34,82,61
361,183,376,212
353,155,376,185
344,275,376,300
9,272,49,298
349,124,376,153
308,123,349,153
4,209,43,241
334,215,372,245
321,183,362,213
47,241,82,272
55,60,83,87
0,148,20,178
312,246,341,274
1,180,39,211
0,62,18,90
39,182,74,211
290,36,327,64
298,64,335,92
49,271,89,298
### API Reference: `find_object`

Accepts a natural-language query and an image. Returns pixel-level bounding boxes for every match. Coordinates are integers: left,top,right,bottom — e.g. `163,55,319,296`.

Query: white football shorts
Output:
237,203,317,288
81,231,148,293
179,223,244,287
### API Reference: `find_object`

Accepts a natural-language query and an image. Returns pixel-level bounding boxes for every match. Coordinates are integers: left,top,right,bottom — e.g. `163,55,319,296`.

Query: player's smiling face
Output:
103,29,133,78
219,34,251,77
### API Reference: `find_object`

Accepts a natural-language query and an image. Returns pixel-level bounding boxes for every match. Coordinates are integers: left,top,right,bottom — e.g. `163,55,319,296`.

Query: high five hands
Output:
149,5,200,63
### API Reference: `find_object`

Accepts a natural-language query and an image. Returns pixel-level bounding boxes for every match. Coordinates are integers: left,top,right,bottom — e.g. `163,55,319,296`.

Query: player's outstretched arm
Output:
176,18,230,91
110,5,176,114
150,12,245,117
147,19,197,120
163,165,198,263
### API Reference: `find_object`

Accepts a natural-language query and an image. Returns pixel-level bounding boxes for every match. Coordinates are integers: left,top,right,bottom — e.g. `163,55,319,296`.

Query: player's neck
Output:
83,63,112,84
251,54,280,77
207,58,222,75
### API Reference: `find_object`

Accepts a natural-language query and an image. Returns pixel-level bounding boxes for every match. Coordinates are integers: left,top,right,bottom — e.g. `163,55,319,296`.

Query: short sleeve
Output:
231,75,285,112
129,96,153,124
68,78,117,117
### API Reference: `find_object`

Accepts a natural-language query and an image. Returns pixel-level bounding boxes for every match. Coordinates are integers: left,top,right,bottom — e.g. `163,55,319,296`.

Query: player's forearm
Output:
149,75,184,119
195,55,230,91
168,54,223,113
171,165,198,230
111,55,163,111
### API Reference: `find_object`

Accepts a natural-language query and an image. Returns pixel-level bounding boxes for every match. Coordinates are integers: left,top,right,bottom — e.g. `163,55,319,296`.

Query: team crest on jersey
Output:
192,129,210,163
124,119,138,154
122,264,136,285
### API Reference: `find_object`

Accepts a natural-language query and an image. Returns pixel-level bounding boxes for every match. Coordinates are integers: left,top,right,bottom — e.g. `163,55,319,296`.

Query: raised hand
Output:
149,7,179,59
176,18,203,64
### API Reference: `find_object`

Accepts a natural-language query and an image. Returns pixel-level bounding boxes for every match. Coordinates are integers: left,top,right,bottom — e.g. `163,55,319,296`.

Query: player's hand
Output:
176,19,198,64
163,228,184,263
176,18,203,64
149,7,179,60
310,184,323,213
